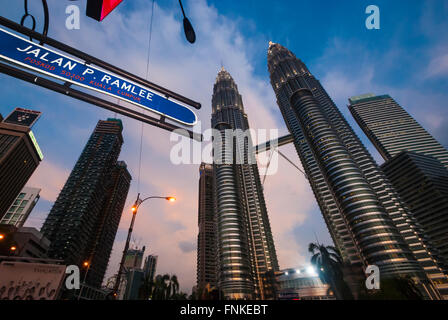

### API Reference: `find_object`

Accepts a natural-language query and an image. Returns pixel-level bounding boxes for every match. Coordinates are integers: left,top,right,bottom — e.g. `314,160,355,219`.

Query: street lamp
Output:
78,260,91,300
9,242,18,256
112,193,176,298
179,0,196,43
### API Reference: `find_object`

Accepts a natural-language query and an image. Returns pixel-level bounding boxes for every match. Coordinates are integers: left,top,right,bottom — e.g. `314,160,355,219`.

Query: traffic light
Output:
86,0,123,22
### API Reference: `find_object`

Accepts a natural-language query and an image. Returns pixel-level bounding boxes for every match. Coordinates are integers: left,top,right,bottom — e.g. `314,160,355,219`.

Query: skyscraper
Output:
85,161,132,287
211,67,279,299
1,186,40,227
348,94,448,168
143,254,158,281
267,42,446,299
381,151,448,274
197,162,217,294
0,108,43,219
122,246,145,300
124,246,145,269
41,119,131,288
349,94,448,291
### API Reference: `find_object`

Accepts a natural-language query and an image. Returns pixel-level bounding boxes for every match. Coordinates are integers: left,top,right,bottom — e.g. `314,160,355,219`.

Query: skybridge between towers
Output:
255,133,308,180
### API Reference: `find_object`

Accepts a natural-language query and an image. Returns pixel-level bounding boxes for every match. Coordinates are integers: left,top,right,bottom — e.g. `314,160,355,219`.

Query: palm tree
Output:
308,242,354,300
166,274,179,299
172,292,188,300
145,274,182,300
149,274,169,300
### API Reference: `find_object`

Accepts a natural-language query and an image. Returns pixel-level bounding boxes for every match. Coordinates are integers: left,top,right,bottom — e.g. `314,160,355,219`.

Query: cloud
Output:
27,160,70,202
178,241,196,253
311,20,448,156
425,53,448,79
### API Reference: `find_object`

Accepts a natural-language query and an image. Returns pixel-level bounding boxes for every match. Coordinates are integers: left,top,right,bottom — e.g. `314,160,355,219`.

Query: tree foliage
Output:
138,273,188,300
308,242,354,300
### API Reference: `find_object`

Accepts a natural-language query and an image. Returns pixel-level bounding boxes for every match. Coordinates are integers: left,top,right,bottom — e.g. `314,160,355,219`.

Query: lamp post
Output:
179,0,196,43
112,193,176,298
77,261,91,300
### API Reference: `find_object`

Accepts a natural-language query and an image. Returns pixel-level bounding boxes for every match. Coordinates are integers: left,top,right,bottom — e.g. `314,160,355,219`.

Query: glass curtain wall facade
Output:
267,42,445,299
348,94,448,168
212,67,279,299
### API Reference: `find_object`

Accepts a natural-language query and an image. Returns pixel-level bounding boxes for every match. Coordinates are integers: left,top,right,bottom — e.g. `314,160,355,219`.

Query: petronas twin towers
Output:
210,67,279,299
198,42,447,300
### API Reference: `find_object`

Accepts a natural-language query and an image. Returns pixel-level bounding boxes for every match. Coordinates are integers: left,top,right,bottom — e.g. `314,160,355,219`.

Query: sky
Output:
0,0,447,294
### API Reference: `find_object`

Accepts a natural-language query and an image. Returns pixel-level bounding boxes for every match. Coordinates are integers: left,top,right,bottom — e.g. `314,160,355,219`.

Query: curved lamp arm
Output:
133,195,176,210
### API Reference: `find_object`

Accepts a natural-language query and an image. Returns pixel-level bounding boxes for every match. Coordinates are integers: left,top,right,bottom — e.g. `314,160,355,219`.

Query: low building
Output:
275,267,335,300
0,224,50,258
13,227,50,258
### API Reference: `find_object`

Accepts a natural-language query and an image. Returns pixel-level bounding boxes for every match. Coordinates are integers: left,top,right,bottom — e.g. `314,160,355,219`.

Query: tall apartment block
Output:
267,42,446,299
85,161,131,287
0,186,40,227
143,254,158,281
211,67,279,299
348,94,448,167
41,119,131,288
0,108,43,219
197,162,217,295
349,94,448,297
122,246,146,300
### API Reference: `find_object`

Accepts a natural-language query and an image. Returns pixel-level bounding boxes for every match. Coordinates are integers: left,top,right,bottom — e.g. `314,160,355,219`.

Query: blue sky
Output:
0,0,447,293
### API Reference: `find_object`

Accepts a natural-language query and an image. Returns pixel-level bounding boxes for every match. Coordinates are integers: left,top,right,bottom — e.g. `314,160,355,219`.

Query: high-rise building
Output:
143,254,158,281
85,161,132,287
1,186,40,227
197,162,217,294
123,269,145,300
121,246,146,300
41,119,131,288
211,67,279,299
348,94,448,292
267,42,446,299
348,94,448,168
124,246,145,270
380,151,448,273
0,108,43,219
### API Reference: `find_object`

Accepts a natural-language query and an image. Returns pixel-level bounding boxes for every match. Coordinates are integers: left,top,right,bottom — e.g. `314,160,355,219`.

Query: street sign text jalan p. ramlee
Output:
0,27,197,126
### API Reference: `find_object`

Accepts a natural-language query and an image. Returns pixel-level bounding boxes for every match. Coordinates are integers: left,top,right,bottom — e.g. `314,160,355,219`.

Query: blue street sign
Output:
0,28,197,126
